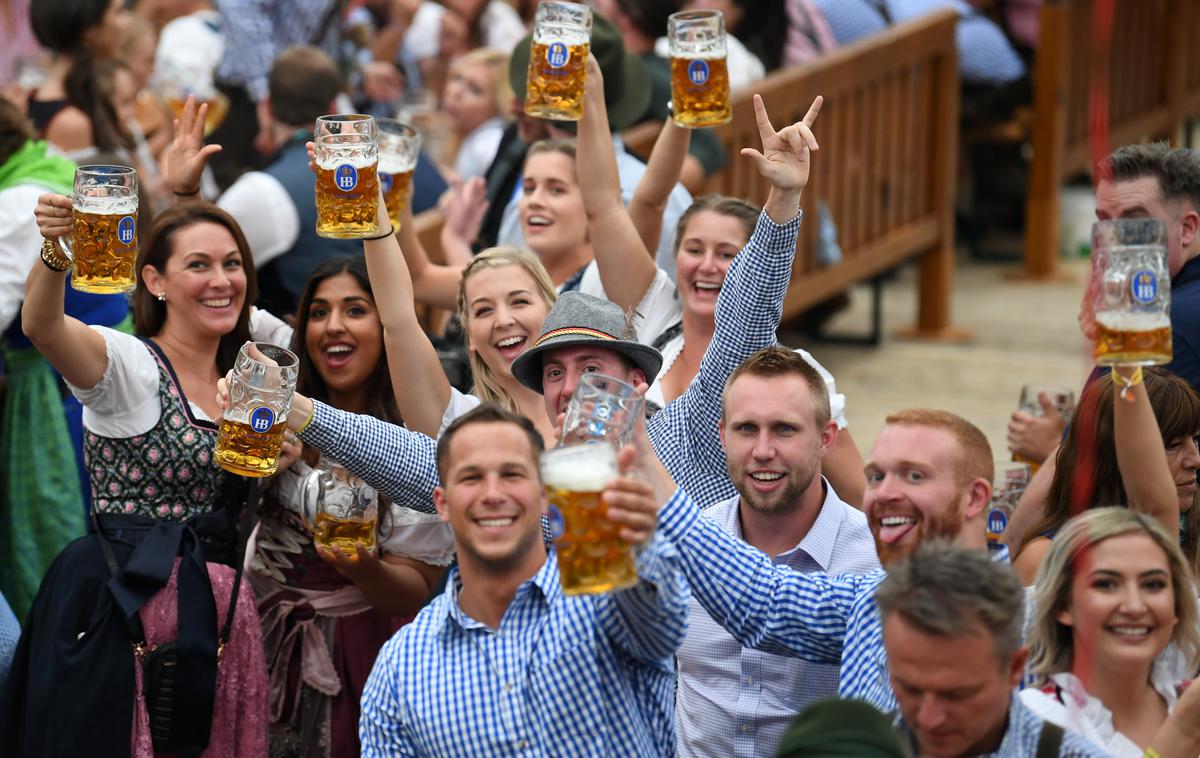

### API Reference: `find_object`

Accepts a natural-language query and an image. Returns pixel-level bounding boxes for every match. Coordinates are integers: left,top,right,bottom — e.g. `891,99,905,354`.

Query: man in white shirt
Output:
674,346,880,758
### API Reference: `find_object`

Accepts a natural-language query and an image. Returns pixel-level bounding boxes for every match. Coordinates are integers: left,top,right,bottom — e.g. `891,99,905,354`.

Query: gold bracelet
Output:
40,238,69,272
1143,748,1162,758
297,404,316,435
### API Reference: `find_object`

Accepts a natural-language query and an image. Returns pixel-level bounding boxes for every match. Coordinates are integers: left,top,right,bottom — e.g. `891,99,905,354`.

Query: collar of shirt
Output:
988,542,1012,563
438,552,561,634
716,477,846,571
1173,253,1200,289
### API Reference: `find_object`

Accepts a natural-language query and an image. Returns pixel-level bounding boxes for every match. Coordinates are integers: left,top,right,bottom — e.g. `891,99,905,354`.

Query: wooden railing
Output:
1022,0,1192,278
626,9,962,336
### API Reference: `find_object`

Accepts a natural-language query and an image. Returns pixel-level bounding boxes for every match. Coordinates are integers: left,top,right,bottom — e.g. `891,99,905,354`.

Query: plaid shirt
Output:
358,508,690,757
894,693,1111,757
657,490,1011,713
297,209,803,516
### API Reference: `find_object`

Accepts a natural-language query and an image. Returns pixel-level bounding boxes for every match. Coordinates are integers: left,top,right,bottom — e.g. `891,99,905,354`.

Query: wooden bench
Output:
1017,0,1194,278
626,9,963,338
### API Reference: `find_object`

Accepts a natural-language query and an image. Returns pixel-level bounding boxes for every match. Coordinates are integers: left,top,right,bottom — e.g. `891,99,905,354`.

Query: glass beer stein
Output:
314,114,380,239
668,10,732,128
540,442,635,595
301,466,379,554
560,373,644,447
216,342,300,477
1092,219,1172,366
524,1,592,121
58,165,139,294
376,119,422,231
1011,384,1075,474
986,461,1032,543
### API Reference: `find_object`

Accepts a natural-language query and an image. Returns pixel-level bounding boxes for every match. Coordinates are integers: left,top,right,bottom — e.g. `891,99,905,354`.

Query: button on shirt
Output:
676,482,880,758
894,693,1111,757
358,505,691,757
656,490,1011,713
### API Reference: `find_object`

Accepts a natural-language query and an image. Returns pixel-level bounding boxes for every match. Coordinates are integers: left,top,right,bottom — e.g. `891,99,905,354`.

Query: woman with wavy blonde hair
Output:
1021,507,1200,757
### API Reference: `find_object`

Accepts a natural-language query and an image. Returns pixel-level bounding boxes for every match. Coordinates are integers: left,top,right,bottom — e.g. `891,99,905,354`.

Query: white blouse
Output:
68,308,293,437
1019,660,1183,758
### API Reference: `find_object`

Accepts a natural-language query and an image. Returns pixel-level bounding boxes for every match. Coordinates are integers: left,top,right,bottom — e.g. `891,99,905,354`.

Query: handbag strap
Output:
92,478,261,651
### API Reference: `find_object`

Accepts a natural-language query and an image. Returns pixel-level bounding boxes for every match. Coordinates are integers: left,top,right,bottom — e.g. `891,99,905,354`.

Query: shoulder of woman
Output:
1013,536,1053,584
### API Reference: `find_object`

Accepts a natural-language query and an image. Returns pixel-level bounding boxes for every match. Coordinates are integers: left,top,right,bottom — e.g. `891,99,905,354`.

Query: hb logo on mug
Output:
335,164,359,193
117,216,136,245
250,406,276,434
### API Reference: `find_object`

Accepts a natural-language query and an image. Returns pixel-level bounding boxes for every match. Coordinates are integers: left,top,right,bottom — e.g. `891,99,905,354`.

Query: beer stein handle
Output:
55,234,75,263
299,468,330,529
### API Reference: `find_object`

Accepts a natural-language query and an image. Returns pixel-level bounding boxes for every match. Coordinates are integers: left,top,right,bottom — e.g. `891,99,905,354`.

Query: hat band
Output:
532,326,618,349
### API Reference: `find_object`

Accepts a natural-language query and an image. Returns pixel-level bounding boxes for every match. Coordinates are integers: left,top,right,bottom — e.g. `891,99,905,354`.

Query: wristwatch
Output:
40,237,70,272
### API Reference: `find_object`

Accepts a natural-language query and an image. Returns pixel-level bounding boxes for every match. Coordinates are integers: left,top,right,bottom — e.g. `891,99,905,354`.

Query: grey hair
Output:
1100,142,1200,212
875,541,1026,666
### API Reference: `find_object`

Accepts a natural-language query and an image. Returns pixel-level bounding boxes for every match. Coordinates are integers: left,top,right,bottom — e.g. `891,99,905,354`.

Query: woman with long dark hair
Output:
252,256,451,757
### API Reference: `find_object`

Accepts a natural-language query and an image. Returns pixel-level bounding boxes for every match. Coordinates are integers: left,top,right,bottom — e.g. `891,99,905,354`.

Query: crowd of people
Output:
1,1,1199,757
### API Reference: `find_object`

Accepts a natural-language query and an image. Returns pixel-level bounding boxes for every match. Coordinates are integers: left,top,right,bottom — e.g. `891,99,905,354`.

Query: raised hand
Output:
740,94,822,193
161,95,221,196
34,193,73,240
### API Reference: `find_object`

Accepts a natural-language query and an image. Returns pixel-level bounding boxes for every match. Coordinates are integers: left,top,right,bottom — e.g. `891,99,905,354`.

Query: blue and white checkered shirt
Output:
358,505,691,757
657,490,1011,713
297,209,802,517
676,481,880,758
214,0,343,100
894,692,1111,757
648,209,802,509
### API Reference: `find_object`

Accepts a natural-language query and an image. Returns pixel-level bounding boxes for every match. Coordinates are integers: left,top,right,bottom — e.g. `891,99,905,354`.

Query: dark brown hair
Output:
673,193,758,258
0,98,34,164
437,403,544,479
1025,368,1200,569
133,202,257,375
1100,142,1200,213
268,45,340,127
290,255,401,424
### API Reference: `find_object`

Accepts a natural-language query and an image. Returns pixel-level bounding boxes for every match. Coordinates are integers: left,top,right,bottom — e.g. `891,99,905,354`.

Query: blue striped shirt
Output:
296,209,802,516
894,693,1111,757
358,504,691,757
657,490,1010,713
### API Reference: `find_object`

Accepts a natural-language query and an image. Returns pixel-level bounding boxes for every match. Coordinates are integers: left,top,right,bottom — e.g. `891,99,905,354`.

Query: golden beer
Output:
315,160,380,239
525,41,590,121
71,207,138,293
215,416,287,477
547,485,637,594
380,167,414,231
313,511,378,554
164,94,229,136
1094,312,1172,366
671,56,731,127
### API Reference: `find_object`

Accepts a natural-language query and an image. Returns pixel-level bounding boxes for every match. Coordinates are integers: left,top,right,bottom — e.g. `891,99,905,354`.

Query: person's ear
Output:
818,419,838,454
963,477,991,520
433,486,450,524
1006,646,1030,689
1179,208,1200,250
142,264,164,298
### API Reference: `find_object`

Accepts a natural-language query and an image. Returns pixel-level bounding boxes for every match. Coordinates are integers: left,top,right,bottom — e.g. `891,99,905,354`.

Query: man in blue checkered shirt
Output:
358,403,690,756
655,409,1014,713
879,542,1106,757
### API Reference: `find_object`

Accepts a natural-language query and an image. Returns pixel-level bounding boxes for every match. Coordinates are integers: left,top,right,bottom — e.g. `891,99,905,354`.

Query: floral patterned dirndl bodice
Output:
86,339,234,521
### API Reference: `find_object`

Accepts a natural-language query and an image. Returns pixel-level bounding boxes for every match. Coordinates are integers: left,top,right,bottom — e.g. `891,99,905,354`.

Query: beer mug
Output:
541,442,636,595
524,1,592,121
301,466,379,554
1012,384,1075,473
1092,219,1172,366
376,119,422,231
58,165,139,294
314,114,380,239
987,461,1031,543
215,342,300,477
668,10,732,128
561,373,644,447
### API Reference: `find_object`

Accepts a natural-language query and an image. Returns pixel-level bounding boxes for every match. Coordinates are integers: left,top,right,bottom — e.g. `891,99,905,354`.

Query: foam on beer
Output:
77,194,137,215
315,151,377,170
1095,311,1171,331
541,445,619,492
379,155,415,174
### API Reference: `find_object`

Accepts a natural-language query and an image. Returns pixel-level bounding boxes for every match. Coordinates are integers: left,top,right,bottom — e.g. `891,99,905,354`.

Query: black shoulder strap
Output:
1035,721,1065,758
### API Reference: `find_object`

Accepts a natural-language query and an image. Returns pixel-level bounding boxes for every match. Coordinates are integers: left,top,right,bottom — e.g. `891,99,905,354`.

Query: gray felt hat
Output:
510,291,664,393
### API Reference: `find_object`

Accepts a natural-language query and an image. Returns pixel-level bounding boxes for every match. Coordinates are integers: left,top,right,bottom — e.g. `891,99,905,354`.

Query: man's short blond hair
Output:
885,409,994,486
